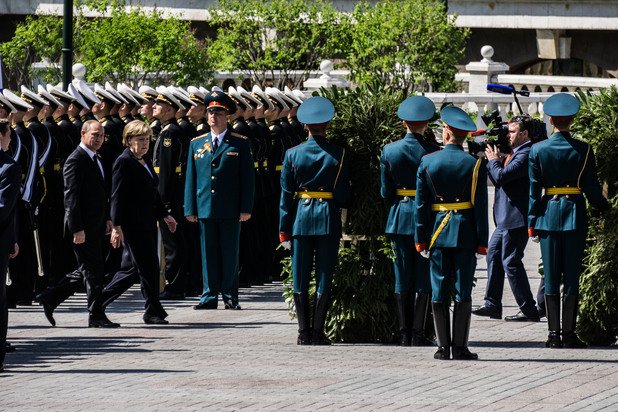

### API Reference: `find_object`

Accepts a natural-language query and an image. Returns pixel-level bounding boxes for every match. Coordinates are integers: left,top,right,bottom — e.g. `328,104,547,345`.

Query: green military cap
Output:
543,93,580,117
297,96,335,125
397,95,435,122
440,105,476,132
204,90,237,114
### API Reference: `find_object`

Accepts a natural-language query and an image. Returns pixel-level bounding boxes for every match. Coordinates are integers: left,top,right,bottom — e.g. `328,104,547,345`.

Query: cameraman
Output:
473,115,540,322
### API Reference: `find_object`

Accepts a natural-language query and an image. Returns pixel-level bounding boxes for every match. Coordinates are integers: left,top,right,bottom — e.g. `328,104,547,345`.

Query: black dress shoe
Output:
159,290,185,301
224,301,242,310
471,305,501,319
88,314,120,328
504,311,540,322
36,294,56,327
434,347,450,360
143,315,169,325
193,302,217,310
452,346,479,360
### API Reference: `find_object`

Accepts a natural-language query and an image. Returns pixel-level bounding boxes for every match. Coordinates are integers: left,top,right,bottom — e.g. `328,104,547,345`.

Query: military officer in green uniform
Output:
415,106,488,360
279,96,351,346
528,93,609,349
381,96,440,346
185,91,254,310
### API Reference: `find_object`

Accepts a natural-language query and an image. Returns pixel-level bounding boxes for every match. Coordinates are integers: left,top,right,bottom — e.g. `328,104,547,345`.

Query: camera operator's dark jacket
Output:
487,141,531,230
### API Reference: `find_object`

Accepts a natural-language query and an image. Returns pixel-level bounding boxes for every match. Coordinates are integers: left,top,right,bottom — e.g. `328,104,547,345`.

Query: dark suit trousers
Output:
97,226,166,318
42,229,106,313
484,227,537,315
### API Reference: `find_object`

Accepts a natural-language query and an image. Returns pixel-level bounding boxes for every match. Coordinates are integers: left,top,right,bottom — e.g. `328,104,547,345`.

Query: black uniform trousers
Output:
0,252,8,366
160,206,189,295
96,225,166,318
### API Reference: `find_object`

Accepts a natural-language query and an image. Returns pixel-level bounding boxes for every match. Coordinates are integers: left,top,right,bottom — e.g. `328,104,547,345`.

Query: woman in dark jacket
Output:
93,120,177,325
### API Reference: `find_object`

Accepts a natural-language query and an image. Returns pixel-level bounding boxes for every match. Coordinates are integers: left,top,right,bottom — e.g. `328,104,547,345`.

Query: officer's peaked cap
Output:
440,105,476,132
297,96,335,125
398,95,435,122
543,93,580,117
204,90,236,114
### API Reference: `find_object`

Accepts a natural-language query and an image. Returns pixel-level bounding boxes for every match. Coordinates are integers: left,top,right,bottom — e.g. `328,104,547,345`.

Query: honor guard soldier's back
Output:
279,96,351,346
414,105,488,360
381,95,440,346
528,93,609,349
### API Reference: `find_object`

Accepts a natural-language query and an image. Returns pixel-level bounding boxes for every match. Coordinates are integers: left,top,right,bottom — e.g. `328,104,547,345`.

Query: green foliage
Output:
347,0,469,92
0,15,63,87
0,0,211,88
322,82,406,236
573,87,618,198
572,87,618,345
208,0,348,88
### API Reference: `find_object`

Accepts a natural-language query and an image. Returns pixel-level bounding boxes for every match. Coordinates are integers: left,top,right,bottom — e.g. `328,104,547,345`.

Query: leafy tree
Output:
347,0,469,93
77,1,212,86
572,87,618,345
207,0,350,88
0,15,63,88
0,0,212,88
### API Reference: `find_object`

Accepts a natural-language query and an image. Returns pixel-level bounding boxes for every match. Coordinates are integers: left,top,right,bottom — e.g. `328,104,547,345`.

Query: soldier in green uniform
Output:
279,96,351,345
415,106,488,360
185,91,254,310
381,96,440,346
528,93,609,349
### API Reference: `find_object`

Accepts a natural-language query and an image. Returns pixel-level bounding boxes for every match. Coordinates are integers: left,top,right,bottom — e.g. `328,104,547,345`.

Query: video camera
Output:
466,84,548,157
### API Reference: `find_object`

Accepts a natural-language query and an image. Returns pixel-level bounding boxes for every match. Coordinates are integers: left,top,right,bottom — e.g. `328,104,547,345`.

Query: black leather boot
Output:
452,301,478,360
311,293,331,345
545,294,562,348
395,293,411,346
431,301,451,360
293,292,312,345
412,293,434,346
562,294,587,348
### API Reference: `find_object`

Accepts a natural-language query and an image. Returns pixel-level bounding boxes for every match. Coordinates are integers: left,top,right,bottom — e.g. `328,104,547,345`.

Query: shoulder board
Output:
230,132,248,140
162,124,171,132
192,133,209,141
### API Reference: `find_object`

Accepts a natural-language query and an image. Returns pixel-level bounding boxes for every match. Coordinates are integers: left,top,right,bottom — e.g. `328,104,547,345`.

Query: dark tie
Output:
212,136,219,153
93,154,102,177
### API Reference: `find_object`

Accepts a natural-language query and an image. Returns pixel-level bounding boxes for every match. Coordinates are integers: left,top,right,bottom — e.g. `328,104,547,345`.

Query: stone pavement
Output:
2,187,618,411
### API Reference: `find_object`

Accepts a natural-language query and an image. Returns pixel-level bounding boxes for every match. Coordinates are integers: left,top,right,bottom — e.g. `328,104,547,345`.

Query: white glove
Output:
281,241,292,250
420,250,430,259
531,236,540,244
476,253,484,260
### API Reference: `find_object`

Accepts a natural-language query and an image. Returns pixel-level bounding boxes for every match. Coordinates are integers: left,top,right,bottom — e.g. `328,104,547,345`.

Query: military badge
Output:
163,137,172,147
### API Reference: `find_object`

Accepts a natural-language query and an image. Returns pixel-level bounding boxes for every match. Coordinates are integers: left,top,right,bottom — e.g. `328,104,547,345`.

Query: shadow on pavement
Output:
1,335,188,374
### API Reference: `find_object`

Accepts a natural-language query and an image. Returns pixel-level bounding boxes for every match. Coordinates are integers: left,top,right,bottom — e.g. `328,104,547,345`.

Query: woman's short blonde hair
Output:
123,120,152,146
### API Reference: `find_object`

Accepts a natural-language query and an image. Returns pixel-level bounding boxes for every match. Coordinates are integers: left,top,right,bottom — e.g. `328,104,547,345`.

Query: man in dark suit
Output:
36,120,118,328
473,116,540,322
0,118,22,373
185,91,254,310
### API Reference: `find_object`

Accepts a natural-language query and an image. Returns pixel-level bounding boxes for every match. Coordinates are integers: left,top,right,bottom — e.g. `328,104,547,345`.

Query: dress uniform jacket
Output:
381,133,440,295
529,132,608,232
528,131,608,296
415,144,488,251
381,133,440,236
279,135,351,238
279,134,351,295
415,144,488,302
184,128,255,219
